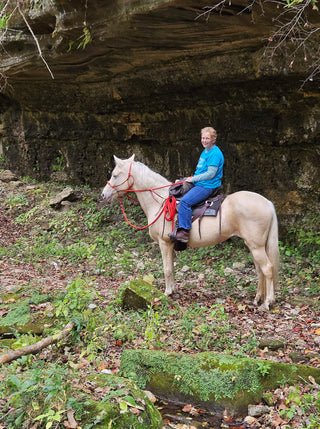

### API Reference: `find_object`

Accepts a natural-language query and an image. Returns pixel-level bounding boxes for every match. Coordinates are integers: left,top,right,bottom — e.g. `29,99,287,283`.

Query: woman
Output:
169,126,224,244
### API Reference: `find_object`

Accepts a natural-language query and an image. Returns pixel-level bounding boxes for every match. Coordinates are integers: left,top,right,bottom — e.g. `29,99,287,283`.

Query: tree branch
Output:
0,321,75,365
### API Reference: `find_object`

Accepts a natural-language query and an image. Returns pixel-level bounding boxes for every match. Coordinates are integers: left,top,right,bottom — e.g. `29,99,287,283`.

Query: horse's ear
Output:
113,154,135,165
113,155,121,164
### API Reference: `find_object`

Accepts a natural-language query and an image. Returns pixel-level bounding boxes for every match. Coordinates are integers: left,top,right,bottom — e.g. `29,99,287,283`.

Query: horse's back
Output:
226,191,275,215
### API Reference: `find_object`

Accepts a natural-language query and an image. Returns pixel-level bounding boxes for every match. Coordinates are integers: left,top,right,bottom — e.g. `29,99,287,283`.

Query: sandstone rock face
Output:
0,0,319,233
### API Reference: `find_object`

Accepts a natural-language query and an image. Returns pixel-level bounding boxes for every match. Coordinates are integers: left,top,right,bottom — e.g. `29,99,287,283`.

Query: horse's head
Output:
101,154,135,202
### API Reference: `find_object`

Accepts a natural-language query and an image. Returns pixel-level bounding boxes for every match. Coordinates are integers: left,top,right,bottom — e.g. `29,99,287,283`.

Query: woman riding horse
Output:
102,154,279,310
169,127,224,246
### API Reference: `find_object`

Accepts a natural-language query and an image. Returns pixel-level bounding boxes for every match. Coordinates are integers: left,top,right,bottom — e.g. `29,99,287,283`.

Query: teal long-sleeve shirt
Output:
191,165,218,184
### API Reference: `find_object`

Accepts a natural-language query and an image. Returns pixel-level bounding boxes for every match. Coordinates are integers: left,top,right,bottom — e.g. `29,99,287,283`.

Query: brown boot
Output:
175,228,190,243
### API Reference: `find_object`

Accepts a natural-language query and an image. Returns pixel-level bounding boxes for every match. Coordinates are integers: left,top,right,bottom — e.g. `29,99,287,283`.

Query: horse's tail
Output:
266,202,280,289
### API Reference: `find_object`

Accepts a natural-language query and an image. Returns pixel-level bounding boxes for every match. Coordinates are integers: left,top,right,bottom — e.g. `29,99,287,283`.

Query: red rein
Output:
119,196,176,230
106,164,185,231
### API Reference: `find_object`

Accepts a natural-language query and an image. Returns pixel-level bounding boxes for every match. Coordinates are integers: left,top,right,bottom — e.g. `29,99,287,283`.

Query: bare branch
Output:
195,0,320,87
17,3,54,80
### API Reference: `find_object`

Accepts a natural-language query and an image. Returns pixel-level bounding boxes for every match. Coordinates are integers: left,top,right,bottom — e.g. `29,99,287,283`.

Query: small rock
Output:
61,200,73,211
248,404,270,417
101,369,113,375
244,415,260,425
232,262,245,270
121,279,169,310
289,351,307,363
49,187,78,208
137,261,145,270
0,170,17,182
8,180,24,188
314,336,320,345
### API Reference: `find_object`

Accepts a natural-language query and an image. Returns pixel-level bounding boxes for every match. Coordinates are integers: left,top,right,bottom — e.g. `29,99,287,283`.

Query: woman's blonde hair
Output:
201,127,217,140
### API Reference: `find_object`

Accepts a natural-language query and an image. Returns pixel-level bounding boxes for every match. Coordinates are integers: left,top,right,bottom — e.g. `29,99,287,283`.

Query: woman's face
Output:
201,131,216,150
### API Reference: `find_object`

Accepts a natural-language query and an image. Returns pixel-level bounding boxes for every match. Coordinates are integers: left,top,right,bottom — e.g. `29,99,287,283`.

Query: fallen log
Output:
0,321,75,365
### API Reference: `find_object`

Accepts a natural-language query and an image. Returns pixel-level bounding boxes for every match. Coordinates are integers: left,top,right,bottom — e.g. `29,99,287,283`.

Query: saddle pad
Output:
197,206,219,217
192,194,227,218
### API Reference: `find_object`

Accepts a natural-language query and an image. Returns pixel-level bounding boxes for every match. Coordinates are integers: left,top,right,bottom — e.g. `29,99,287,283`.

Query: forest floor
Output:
0,177,320,428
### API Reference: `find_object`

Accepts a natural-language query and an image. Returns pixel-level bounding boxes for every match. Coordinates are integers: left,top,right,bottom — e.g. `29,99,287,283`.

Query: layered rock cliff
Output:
0,0,319,231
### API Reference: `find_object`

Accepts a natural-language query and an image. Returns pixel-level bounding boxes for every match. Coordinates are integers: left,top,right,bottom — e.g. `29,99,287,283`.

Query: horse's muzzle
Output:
101,187,115,202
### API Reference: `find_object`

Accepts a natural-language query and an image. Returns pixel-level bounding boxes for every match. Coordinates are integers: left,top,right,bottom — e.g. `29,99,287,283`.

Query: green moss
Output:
119,350,320,416
121,279,169,310
0,301,30,328
120,350,262,401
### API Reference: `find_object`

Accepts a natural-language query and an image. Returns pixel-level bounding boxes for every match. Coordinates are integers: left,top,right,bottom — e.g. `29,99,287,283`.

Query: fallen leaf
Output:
308,375,317,386
64,408,78,429
144,390,157,403
182,404,193,412
238,304,246,311
271,413,285,427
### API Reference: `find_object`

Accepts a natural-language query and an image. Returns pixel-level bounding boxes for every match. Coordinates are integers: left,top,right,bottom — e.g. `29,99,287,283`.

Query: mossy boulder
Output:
258,337,286,350
75,373,163,428
121,278,170,310
119,349,320,417
0,299,55,336
0,294,58,351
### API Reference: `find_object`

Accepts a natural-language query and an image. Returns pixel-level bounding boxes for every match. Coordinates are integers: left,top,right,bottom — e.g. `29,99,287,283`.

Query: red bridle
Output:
106,161,134,194
106,162,186,231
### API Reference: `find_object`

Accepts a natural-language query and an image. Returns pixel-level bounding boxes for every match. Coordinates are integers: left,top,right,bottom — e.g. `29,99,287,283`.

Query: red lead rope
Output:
119,195,177,231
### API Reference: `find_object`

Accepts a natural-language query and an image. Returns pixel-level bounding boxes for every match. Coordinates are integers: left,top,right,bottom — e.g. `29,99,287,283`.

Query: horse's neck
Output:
132,163,170,217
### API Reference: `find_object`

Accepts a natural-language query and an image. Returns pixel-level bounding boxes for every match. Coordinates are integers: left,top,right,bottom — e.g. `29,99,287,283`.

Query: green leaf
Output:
119,401,128,412
123,395,136,407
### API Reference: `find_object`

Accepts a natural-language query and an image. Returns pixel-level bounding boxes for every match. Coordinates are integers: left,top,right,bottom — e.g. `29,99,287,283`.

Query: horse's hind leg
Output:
252,261,265,306
250,247,274,310
158,239,176,296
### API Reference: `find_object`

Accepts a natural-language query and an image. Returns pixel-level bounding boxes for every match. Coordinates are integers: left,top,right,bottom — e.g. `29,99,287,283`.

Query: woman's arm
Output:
191,165,218,183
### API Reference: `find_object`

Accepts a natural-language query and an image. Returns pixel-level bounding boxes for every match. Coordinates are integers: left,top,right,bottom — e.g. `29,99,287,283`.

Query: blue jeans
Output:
178,185,215,230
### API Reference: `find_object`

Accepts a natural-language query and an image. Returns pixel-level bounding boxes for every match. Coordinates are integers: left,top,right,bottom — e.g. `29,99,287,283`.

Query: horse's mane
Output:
134,161,171,188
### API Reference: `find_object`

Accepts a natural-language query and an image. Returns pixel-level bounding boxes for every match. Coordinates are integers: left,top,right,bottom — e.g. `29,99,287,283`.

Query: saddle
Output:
169,179,226,221
168,180,227,250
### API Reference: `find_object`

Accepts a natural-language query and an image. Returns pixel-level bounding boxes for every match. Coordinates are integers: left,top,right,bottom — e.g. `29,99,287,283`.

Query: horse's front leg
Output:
158,239,176,296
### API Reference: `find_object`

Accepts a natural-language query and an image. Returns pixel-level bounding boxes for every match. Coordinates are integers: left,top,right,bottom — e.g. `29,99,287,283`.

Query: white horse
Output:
102,155,279,310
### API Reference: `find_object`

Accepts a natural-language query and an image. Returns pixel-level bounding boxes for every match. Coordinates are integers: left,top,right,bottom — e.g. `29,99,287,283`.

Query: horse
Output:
102,154,279,310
